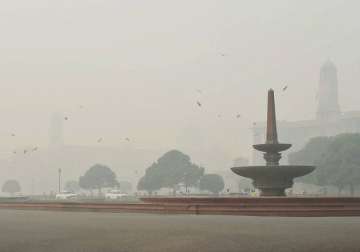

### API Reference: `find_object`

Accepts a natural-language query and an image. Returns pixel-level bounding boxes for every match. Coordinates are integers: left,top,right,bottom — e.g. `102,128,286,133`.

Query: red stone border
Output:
0,197,359,217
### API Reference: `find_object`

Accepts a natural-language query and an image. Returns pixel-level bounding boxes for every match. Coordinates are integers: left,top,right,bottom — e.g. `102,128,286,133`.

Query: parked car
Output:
55,191,77,200
105,190,128,200
239,188,259,197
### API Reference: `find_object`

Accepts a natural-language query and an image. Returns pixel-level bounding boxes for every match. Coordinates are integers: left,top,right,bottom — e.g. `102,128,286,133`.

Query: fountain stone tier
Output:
231,89,315,196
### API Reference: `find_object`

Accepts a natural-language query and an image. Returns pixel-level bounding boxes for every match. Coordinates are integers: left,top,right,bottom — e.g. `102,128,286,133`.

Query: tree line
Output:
5,132,359,197
289,133,360,195
1,150,224,196
78,150,224,195
137,150,224,195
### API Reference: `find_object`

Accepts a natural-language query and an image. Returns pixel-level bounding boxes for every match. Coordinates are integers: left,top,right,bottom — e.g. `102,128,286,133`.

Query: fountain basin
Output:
231,165,315,196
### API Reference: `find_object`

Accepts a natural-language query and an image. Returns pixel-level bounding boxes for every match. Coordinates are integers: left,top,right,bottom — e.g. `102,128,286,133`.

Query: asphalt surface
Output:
0,210,359,252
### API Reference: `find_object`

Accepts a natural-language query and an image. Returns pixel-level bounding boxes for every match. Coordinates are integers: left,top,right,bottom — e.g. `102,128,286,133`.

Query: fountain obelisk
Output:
232,89,315,196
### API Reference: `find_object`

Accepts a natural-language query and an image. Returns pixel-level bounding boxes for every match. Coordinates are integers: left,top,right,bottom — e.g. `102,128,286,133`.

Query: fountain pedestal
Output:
231,89,315,196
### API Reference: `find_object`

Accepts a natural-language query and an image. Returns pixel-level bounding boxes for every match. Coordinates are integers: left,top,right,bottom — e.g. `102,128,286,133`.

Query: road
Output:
0,209,359,252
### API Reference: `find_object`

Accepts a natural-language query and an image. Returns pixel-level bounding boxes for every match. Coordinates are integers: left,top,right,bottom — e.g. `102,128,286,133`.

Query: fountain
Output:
231,89,315,196
139,89,360,215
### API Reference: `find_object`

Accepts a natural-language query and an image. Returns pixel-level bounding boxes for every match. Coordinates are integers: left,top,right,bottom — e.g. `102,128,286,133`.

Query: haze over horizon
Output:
1,0,360,161
1,3,360,252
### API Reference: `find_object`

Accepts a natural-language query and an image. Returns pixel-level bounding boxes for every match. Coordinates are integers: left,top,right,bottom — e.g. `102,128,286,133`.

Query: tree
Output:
289,134,360,195
321,134,360,195
2,180,21,196
288,136,332,185
137,150,204,195
79,164,119,194
199,174,225,194
64,180,80,193
137,172,162,195
183,163,205,193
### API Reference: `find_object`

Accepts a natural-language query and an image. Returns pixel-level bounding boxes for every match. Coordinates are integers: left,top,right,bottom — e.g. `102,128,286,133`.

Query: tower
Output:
316,60,341,121
49,112,64,147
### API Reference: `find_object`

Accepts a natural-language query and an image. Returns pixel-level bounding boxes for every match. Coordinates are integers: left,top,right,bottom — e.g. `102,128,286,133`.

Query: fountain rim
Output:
231,165,316,178
231,165,316,169
253,143,292,152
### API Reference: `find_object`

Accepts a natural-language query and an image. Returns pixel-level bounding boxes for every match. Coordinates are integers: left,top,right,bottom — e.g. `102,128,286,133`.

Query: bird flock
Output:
195,89,241,119
10,84,288,156
195,85,288,121
10,104,132,156
62,107,132,145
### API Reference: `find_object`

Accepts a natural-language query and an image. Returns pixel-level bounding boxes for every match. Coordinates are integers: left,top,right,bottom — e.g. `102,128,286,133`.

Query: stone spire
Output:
266,89,278,144
253,89,291,166
316,60,341,121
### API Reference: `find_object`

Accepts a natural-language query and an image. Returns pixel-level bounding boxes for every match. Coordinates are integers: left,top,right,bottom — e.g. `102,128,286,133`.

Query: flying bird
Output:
97,138,103,143
236,114,241,118
11,133,15,137
64,116,69,120
125,138,130,142
13,151,16,154
282,85,288,91
196,101,202,107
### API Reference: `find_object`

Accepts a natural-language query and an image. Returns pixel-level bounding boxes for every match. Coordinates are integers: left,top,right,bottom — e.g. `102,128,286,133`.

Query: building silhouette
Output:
253,61,360,164
316,60,341,121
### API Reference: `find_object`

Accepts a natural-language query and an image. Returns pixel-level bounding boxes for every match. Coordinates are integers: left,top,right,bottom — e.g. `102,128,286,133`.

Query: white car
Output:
55,191,77,200
105,190,128,200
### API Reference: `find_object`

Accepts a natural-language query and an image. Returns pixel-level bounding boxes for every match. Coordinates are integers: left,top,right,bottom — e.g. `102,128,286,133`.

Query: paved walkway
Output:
0,210,359,252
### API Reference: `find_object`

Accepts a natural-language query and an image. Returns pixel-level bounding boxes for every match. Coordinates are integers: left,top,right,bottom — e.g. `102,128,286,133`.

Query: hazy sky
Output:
1,0,360,159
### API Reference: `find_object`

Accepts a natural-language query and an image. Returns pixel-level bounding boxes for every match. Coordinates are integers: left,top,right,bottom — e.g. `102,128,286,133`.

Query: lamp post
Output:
58,168,62,193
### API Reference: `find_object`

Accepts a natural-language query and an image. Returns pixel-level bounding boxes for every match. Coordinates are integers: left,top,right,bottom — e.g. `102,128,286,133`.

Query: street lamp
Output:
58,168,62,193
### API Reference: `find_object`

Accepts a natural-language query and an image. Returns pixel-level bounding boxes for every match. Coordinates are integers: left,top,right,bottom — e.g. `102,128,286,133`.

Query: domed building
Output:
252,61,360,164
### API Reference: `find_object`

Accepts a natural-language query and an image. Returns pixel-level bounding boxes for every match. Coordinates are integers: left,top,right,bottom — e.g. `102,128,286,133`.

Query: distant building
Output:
253,61,360,164
316,60,341,121
0,112,163,194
